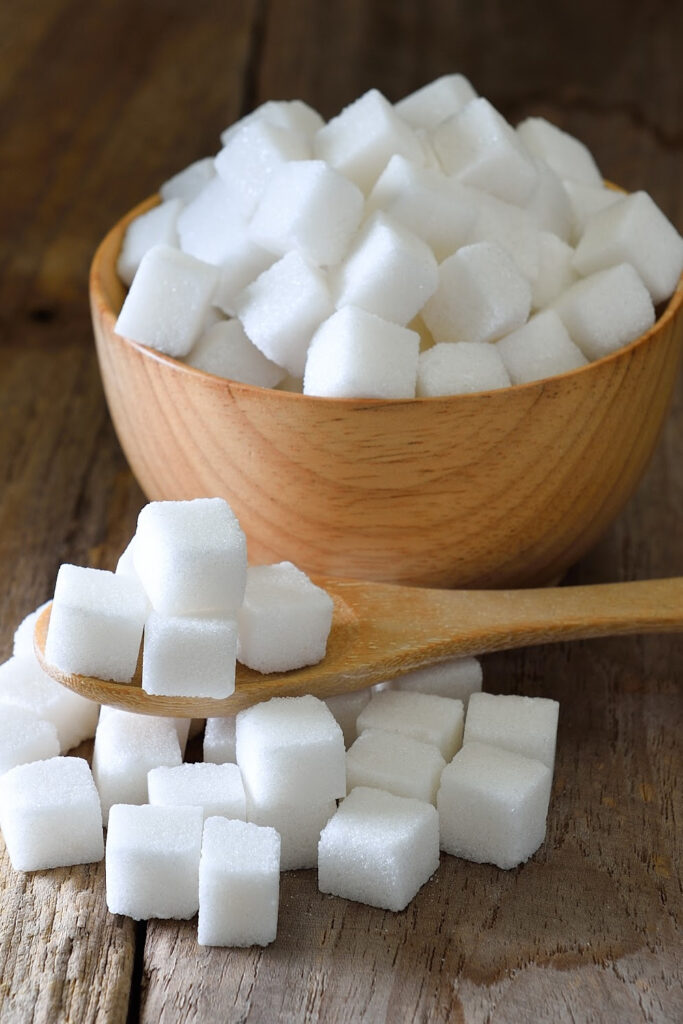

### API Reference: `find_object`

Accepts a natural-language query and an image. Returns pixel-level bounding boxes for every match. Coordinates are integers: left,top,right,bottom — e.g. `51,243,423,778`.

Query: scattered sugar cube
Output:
117,199,182,286
437,742,552,869
237,562,333,674
203,716,236,763
463,692,560,770
44,564,147,683
393,657,482,705
524,160,574,243
314,88,424,193
246,792,336,870
148,762,246,821
346,729,446,805
304,306,420,399
134,498,247,616
198,817,280,946
115,244,218,358
357,690,464,761
0,707,59,777
0,756,103,871
467,191,542,282
573,191,683,304
422,242,531,345
160,157,215,202
433,98,538,206
531,232,578,310
416,341,511,397
236,695,345,806
12,601,50,660
186,320,286,386
517,117,603,187
235,251,333,377
395,74,477,129
92,709,182,825
334,213,438,326
221,100,323,147
142,612,237,699
497,310,587,384
562,180,623,240
106,803,204,920
553,263,655,360
250,159,364,267
318,786,439,912
324,688,372,748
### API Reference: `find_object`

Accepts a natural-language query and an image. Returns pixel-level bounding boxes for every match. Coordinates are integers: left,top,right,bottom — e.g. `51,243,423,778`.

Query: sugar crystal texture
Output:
0,756,103,871
13,601,51,660
531,233,578,310
357,690,464,761
463,692,560,770
437,742,552,869
142,612,238,699
177,177,256,267
134,498,247,616
203,716,237,764
237,562,333,674
395,74,477,130
346,729,446,805
236,695,345,806
117,199,182,286
198,817,280,946
553,263,654,360
324,688,372,748
416,342,511,397
115,244,218,358
317,786,439,912
517,117,603,187
246,791,336,870
304,306,420,399
0,707,60,777
160,157,215,203
44,564,147,683
393,657,482,706
148,762,246,822
106,803,204,920
497,310,587,384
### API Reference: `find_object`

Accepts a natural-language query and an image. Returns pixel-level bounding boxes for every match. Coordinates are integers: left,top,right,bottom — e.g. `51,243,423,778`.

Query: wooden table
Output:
1,2,681,1021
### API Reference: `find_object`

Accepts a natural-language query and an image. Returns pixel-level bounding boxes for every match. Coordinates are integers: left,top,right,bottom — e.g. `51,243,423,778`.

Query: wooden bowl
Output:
90,196,683,589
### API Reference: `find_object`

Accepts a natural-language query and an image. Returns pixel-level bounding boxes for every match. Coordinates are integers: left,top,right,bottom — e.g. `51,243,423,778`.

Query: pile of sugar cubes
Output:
114,73,683,398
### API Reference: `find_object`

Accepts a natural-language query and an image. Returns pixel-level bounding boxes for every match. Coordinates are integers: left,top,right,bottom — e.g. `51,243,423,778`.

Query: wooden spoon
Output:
34,576,683,718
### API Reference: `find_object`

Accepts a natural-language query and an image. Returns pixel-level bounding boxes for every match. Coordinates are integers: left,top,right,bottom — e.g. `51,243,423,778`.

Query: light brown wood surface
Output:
1,2,682,1023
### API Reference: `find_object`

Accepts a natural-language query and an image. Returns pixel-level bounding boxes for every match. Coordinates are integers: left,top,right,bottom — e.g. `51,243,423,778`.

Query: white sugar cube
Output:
214,118,310,219
235,251,333,377
395,74,477,129
416,341,511,397
0,707,59,777
562,180,623,240
437,742,552,869
573,192,683,304
106,803,204,920
212,247,277,317
203,716,236,764
44,564,147,683
531,232,578,310
553,263,655,360
346,729,445,804
92,709,182,824
250,159,364,267
357,690,464,761
117,199,182,287
237,562,333,674
367,157,476,261
463,692,560,770
467,191,542,282
198,817,280,946
393,657,482,705
246,792,336,870
12,601,50,660
314,88,424,193
434,98,538,206
134,498,247,616
517,117,603,187
115,537,139,581
303,306,420,399
524,160,574,243
221,100,323,147
0,756,103,871
186,320,285,386
176,177,254,266
422,243,531,345
236,695,345,806
160,157,215,203
318,786,439,912
334,212,438,326
324,688,372,748
142,612,237,699
115,244,218,358
497,310,587,384
148,762,246,821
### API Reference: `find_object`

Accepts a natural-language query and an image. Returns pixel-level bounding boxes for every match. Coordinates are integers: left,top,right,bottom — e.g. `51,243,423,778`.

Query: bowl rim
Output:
90,191,683,406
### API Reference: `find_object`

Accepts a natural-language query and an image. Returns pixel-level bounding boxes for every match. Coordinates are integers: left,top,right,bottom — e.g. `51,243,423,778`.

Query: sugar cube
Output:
395,74,477,130
393,657,482,705
416,342,511,397
198,817,280,946
463,692,560,770
12,601,50,660
142,612,237,699
437,742,552,869
524,160,574,243
203,716,236,764
160,157,215,203
318,786,439,912
246,792,336,871
0,756,103,871
176,177,255,265
517,117,603,187
346,729,445,804
117,199,182,286
497,310,587,384
221,99,323,147
531,232,578,310
356,690,464,761
0,707,59,777
562,180,623,240
466,191,542,282
191,319,285,391
148,762,246,821
324,688,372,748
106,803,204,920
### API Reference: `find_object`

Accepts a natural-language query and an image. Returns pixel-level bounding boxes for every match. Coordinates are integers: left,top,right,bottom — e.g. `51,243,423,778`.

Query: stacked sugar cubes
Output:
113,74,682,397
